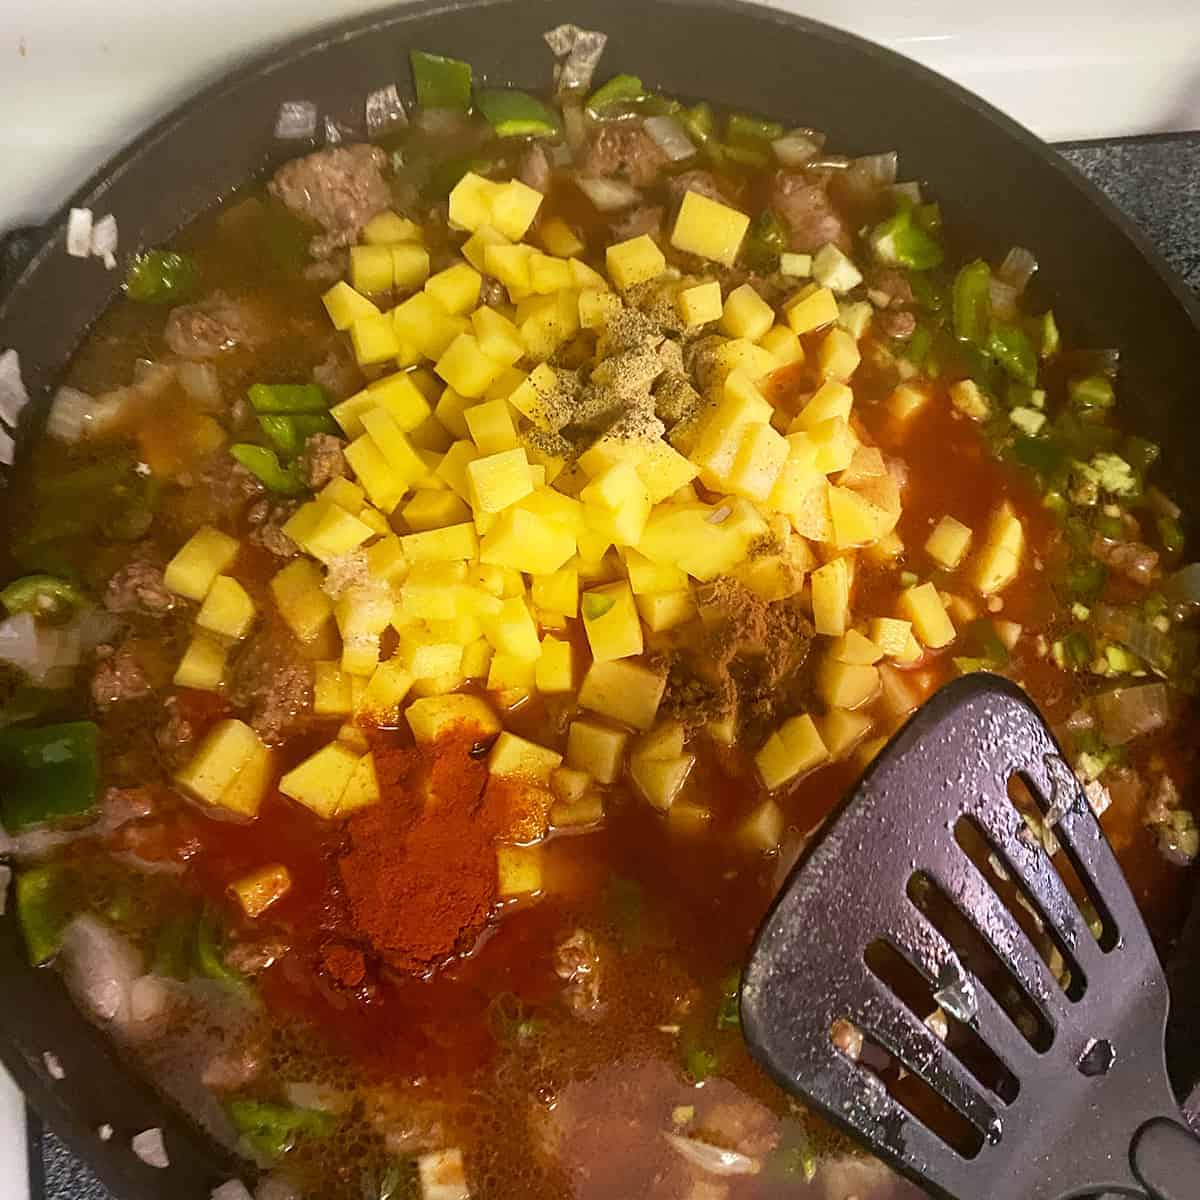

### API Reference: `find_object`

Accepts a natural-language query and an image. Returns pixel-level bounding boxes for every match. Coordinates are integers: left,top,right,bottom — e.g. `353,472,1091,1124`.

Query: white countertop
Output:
1,0,1199,231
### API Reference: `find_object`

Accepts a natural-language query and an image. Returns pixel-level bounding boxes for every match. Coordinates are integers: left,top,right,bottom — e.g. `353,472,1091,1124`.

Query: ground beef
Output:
867,266,915,308
229,627,313,743
479,275,508,309
611,205,664,242
164,292,265,360
1092,534,1160,587
580,123,668,187
696,1097,781,1157
91,644,152,708
311,344,363,401
876,309,917,340
519,142,553,193
223,936,290,977
554,928,604,1019
155,699,195,769
268,144,391,257
771,173,849,252
246,498,300,558
666,170,728,205
299,433,346,489
201,1040,264,1092
104,561,174,616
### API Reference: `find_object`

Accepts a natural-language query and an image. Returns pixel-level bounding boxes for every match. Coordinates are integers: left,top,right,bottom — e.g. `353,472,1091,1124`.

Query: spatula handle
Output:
1130,1117,1200,1199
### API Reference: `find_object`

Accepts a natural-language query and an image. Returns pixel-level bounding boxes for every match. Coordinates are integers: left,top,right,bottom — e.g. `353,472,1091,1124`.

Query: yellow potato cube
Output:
351,312,402,366
758,324,805,366
467,447,535,513
971,504,1025,596
299,502,375,563
529,252,573,294
531,564,579,617
338,752,381,814
828,484,890,548
869,617,912,657
490,179,544,241
196,575,256,640
676,280,723,327
635,589,696,632
581,581,643,662
708,338,781,385
769,462,833,542
578,287,622,331
791,381,853,431
783,284,838,335
368,370,433,431
323,281,382,331
497,844,543,898
925,515,974,570
811,557,852,636
950,377,991,421
402,489,471,531
566,719,628,783
578,658,665,730
567,256,608,291
363,211,422,245
313,661,353,716
779,251,813,277
425,261,482,315
806,417,859,475
270,559,333,643
580,461,651,546
279,741,362,819
539,216,585,258
483,242,535,295
889,381,930,424
462,223,510,272
464,397,519,455
393,243,432,290
899,582,956,648
392,291,466,359
726,422,789,503
670,190,750,266
486,652,536,705
229,864,292,919
830,629,883,665
721,283,775,341
402,521,479,563
164,526,240,601
480,507,576,576
550,766,592,807
623,547,688,595
739,799,785,850
489,730,563,784
436,439,480,500
350,244,394,294
482,595,541,660
817,657,881,710
342,434,405,513
535,636,575,693
174,719,266,810
434,387,475,440
460,637,493,680
448,171,501,232
631,753,695,812
605,234,666,290
755,713,828,791
320,477,367,512
817,327,861,381
406,694,501,744
173,633,228,691
398,629,464,680
820,708,874,760
356,660,415,724
364,535,406,586
470,305,524,366
436,332,505,398
360,408,428,485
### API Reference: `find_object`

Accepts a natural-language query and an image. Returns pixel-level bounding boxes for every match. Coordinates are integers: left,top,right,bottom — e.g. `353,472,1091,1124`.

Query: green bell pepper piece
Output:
0,575,84,620
721,142,771,169
870,205,944,271
230,445,305,495
1061,631,1092,668
16,864,71,965
424,154,492,200
1067,559,1108,601
247,383,328,414
639,93,683,117
716,970,741,1031
194,908,247,988
726,112,784,145
257,413,338,459
951,259,991,344
962,618,1010,667
585,74,644,114
227,1099,335,1160
410,50,473,112
475,89,561,138
1121,435,1160,474
124,251,200,305
153,915,195,981
680,102,715,144
986,323,1038,387
915,202,942,234
1037,310,1060,358
0,721,99,831
742,209,788,272
1068,375,1115,412
1157,515,1186,555
1010,435,1066,476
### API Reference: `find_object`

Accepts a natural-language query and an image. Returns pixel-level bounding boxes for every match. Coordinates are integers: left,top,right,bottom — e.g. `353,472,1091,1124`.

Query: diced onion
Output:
997,245,1038,292
851,151,899,186
0,348,30,427
545,24,607,93
61,915,143,1026
0,428,13,465
643,115,696,163
574,174,641,212
131,1127,170,1169
988,278,1020,321
891,181,922,204
43,1051,65,1080
664,1133,760,1177
90,214,119,270
177,361,221,407
323,116,344,146
212,1183,254,1200
562,103,588,155
129,974,174,1024
365,83,408,136
66,208,93,258
1094,682,1170,746
771,127,825,166
412,108,473,138
46,386,95,442
1146,486,1182,521
274,101,317,140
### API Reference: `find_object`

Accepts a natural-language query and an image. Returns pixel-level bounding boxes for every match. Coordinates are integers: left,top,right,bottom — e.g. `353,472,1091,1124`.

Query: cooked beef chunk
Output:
1091,534,1160,587
164,292,265,360
877,309,917,340
229,627,313,743
479,275,508,308
104,561,174,616
201,1040,264,1092
246,498,300,558
311,344,363,401
91,644,152,708
612,205,664,242
868,266,915,308
771,173,849,252
155,699,195,769
519,142,553,193
580,124,668,187
268,145,391,257
666,170,728,205
554,928,604,1018
298,433,346,490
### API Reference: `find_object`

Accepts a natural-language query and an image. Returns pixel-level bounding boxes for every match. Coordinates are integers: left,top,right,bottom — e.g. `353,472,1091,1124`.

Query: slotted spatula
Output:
742,674,1200,1200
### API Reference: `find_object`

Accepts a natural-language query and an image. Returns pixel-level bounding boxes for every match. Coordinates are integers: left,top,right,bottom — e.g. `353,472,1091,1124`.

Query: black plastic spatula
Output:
742,674,1200,1200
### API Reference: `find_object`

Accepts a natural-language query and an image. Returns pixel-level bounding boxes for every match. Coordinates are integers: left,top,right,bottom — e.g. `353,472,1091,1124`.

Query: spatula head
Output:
742,675,1178,1200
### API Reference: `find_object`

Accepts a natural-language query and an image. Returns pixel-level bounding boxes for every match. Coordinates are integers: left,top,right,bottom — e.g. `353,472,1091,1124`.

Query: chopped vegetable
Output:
0,575,83,621
476,89,561,138
726,112,785,145
716,970,741,1030
410,50,473,112
951,259,991,344
257,413,338,459
124,250,199,304
1069,375,1115,412
742,210,788,272
0,721,99,830
247,383,328,414
227,1099,335,1160
229,445,306,494
16,864,70,964
193,909,247,989
986,323,1038,387
585,73,644,114
870,202,943,271
1093,682,1170,746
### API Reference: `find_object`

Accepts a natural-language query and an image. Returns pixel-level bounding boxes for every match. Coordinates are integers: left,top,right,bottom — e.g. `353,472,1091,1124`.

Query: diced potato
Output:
971,504,1025,596
864,530,905,565
351,312,403,366
321,477,367,513
313,662,354,716
820,709,874,760
230,864,292,919
949,378,990,421
708,338,779,384
270,559,333,643
448,171,501,232
296,501,375,564
460,638,493,680
791,381,853,431
732,554,804,603
398,628,465,680
898,582,956,648
467,447,535,513
402,489,472,531
489,730,563,784
606,234,666,289
480,507,576,575
357,660,415,723
490,179,544,241
279,741,362,819
482,595,541,659
869,617,912,657
566,719,627,783
531,564,579,616
436,439,480,501
758,324,804,365
164,526,240,601
217,743,276,819
578,287,623,331
434,388,474,440
436,333,505,399
338,752,381,814
817,657,881,709
811,243,863,293
363,211,421,245
540,216,585,258
175,718,265,810
635,589,695,632
623,548,687,595
581,581,643,662
578,659,665,730
535,636,575,694
350,244,394,293
174,633,228,691
828,484,891,549
402,522,479,563
391,243,431,289
549,766,591,807
816,327,861,382
806,417,859,475
425,261,482,315
196,575,255,639
726,422,789,503
755,713,828,791
830,629,883,665
838,298,875,338
769,461,833,542
888,381,929,424
632,720,686,762
721,283,775,341
406,694,501,743
668,800,713,837
484,242,535,296
470,305,524,367
783,284,838,334
894,631,925,666
486,652,536,704
459,223,509,272
739,799,785,851
670,191,750,266
811,557,851,636
676,280,723,327
580,462,651,546
631,753,695,812
393,291,467,360
323,280,381,330
529,252,573,294
464,397,519,455
636,498,766,583
344,434,409,513
369,371,433,431
925,515,974,570
779,251,813,277
496,845,543,898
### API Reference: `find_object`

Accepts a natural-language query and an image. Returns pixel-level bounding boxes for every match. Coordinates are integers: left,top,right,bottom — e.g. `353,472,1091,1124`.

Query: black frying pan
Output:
1,1,1198,1196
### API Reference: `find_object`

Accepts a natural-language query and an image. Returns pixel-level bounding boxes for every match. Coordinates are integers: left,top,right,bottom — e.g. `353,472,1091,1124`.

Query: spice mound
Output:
338,728,497,975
